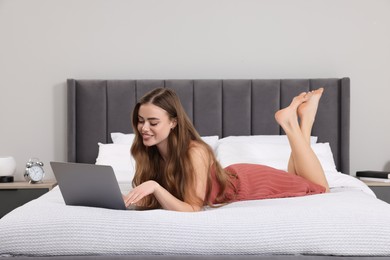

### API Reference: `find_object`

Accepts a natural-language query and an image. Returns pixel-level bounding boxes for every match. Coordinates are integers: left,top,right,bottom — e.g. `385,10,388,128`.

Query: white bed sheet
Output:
1,177,390,257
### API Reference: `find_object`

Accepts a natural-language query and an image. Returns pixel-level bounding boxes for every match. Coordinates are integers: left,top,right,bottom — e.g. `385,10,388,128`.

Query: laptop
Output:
50,161,127,210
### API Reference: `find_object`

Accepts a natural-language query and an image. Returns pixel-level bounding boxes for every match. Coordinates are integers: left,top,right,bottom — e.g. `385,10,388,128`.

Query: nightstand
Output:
360,180,390,203
0,181,57,218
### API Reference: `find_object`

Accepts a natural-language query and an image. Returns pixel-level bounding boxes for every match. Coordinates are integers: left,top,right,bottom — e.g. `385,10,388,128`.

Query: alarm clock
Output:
24,158,45,183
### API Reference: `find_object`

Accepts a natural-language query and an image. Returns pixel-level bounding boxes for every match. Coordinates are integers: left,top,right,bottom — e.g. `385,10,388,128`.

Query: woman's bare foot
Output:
297,88,324,126
275,92,312,131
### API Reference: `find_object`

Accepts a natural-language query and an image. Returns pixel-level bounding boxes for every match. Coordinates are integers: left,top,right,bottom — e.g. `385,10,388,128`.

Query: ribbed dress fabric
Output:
210,163,326,204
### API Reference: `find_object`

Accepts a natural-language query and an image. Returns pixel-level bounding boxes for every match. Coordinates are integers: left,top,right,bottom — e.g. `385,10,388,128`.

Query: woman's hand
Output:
124,180,159,208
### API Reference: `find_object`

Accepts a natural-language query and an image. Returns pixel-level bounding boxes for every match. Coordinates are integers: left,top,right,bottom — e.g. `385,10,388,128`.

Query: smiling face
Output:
137,103,177,153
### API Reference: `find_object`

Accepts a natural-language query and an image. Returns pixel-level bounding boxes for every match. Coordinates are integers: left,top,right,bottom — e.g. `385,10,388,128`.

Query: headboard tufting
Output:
67,78,350,174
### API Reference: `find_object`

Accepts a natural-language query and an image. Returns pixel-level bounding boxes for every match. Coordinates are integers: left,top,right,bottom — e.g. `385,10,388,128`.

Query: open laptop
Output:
50,161,127,210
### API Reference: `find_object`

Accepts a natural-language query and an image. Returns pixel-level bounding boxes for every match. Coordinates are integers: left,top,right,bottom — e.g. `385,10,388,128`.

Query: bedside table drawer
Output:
0,188,49,218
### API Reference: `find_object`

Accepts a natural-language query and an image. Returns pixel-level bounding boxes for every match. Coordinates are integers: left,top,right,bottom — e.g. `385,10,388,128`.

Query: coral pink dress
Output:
209,163,326,204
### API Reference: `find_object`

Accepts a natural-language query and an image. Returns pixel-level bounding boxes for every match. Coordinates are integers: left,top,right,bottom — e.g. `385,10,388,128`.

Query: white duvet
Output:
1,174,390,257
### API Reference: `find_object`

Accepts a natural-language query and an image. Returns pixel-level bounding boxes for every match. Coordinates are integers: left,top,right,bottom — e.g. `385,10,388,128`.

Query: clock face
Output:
28,165,44,182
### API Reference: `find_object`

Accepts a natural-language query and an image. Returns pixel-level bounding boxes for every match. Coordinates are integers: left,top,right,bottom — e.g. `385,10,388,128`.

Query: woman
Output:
123,88,329,212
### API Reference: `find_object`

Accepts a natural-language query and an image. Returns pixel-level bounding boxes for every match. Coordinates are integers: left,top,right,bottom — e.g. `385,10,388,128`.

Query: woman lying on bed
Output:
123,87,329,212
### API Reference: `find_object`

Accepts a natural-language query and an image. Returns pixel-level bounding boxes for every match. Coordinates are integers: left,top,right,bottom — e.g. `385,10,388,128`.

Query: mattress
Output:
1,176,389,257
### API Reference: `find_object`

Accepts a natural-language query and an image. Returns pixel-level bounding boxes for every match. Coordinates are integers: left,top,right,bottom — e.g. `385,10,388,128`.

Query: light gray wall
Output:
0,0,389,181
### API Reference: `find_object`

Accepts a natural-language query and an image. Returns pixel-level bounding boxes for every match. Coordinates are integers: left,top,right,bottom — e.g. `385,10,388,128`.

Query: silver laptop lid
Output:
50,162,126,210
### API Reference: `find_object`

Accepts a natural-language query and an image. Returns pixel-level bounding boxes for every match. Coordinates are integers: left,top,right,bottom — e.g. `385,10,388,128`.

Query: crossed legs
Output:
275,89,329,192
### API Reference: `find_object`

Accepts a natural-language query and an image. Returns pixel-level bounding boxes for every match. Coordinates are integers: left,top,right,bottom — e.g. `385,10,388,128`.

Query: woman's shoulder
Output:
189,140,209,151
188,140,212,161
189,140,210,151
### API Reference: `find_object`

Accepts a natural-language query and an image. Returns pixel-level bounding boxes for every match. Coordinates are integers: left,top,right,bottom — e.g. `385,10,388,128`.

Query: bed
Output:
1,78,390,260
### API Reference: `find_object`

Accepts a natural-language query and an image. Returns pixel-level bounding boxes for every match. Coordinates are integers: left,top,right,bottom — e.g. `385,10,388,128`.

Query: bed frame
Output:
68,78,350,174
47,78,378,260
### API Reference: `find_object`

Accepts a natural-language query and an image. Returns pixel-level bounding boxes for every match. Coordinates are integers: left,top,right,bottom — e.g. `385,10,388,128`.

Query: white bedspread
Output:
1,179,390,257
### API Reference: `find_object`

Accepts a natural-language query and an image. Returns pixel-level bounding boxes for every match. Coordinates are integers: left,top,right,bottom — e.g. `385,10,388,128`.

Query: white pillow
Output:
111,132,135,145
95,143,135,183
111,132,219,150
311,143,338,173
215,141,337,173
200,135,219,150
217,135,318,145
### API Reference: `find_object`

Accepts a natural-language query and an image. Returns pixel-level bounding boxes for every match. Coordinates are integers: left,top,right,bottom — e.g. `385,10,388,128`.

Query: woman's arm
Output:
124,180,202,211
123,143,210,212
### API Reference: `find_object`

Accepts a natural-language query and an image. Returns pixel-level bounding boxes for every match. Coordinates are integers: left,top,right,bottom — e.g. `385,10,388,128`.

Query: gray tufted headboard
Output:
67,78,350,174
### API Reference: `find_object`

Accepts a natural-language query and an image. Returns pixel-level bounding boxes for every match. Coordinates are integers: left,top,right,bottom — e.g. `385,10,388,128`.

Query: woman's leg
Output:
287,89,322,174
275,89,329,192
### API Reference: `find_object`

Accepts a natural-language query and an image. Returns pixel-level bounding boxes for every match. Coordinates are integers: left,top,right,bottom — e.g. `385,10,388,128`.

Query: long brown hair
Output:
131,88,233,209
